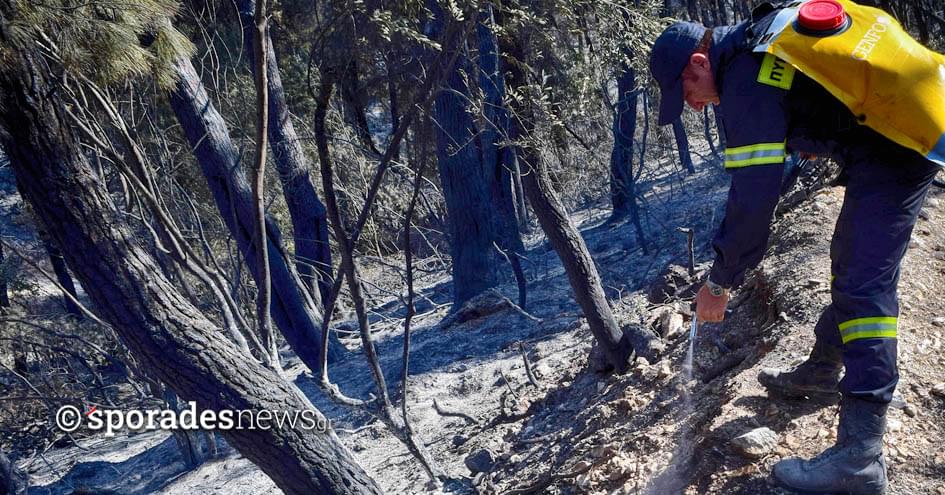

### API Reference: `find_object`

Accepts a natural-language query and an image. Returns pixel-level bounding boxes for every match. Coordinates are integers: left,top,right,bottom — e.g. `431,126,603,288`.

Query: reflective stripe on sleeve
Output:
724,142,786,168
838,316,898,344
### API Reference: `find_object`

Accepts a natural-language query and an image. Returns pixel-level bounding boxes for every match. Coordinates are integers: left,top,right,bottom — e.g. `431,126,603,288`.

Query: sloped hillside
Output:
483,181,945,494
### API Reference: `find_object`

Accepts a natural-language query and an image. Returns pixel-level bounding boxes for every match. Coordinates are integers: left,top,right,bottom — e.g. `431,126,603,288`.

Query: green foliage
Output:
0,0,193,88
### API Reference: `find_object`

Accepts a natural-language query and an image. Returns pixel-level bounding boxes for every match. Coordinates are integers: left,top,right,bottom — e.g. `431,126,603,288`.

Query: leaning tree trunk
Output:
0,49,381,495
477,6,528,308
426,0,498,308
609,62,648,253
494,3,660,371
237,0,332,307
166,54,343,366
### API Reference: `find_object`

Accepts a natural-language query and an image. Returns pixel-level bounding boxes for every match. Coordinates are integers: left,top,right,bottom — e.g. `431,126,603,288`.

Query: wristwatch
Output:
706,279,729,297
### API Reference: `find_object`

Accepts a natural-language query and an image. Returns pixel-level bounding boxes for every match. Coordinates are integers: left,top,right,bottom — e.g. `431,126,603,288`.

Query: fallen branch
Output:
441,289,541,328
518,342,540,388
499,369,519,399
432,399,478,425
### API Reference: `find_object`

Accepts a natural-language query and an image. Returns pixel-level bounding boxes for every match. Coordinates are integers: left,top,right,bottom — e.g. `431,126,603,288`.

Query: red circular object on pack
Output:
798,0,846,31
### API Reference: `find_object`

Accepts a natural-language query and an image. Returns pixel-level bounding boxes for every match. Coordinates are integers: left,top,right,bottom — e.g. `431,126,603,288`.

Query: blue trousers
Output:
811,142,939,404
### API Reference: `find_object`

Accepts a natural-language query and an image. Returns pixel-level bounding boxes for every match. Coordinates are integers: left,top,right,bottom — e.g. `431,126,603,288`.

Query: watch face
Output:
710,286,724,297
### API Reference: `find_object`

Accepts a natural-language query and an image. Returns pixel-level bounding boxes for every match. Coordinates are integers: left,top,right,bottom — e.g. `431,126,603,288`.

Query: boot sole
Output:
764,385,841,405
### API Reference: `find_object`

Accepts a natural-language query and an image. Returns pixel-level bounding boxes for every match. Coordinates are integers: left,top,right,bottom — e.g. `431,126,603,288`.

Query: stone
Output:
919,208,932,220
464,448,495,474
452,434,468,447
886,418,903,433
659,309,684,339
927,197,940,207
731,427,779,459
657,361,673,380
904,405,918,418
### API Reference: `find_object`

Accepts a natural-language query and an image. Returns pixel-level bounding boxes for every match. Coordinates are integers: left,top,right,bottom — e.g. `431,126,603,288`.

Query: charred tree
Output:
495,2,660,371
237,0,332,306
671,117,695,173
0,449,26,495
609,63,648,253
166,54,343,367
713,105,727,150
426,1,498,308
41,236,83,317
477,6,528,308
0,226,8,310
0,48,380,495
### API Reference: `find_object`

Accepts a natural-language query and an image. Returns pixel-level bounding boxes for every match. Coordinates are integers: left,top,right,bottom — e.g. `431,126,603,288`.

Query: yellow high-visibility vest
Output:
753,0,945,165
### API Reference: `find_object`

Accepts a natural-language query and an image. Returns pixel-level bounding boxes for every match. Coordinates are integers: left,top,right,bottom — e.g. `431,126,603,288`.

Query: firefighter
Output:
649,8,939,495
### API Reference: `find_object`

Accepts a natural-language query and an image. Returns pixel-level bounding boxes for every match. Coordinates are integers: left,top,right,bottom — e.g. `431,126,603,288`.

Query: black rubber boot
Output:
758,339,842,402
773,397,888,495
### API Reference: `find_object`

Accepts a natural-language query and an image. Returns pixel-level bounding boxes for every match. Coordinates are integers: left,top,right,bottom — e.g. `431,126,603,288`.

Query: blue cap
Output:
649,22,707,126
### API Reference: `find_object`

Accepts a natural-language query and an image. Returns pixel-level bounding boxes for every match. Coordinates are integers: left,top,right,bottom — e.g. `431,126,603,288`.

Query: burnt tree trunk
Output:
0,49,380,495
0,226,9,310
609,63,648,253
477,6,528,308
237,0,332,307
703,107,719,161
42,236,83,317
166,55,343,366
426,1,498,308
672,117,695,174
495,3,660,371
713,105,726,151
0,450,26,495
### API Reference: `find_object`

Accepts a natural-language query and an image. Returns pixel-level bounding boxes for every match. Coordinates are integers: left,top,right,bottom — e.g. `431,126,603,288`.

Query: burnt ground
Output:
482,184,945,495
9,156,945,494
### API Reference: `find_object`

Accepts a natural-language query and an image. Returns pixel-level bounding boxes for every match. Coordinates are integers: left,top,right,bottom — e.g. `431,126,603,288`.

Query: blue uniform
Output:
706,20,940,403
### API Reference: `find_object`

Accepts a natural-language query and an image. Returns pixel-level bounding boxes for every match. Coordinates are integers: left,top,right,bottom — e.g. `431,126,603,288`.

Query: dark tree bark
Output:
163,388,207,469
249,0,278,367
671,117,695,173
0,49,380,495
703,106,719,161
166,55,343,367
41,236,83,317
477,6,528,308
716,0,729,25
426,1,498,308
686,0,699,21
713,105,727,150
237,0,332,307
0,226,9,310
609,63,648,253
0,449,27,495
495,2,660,371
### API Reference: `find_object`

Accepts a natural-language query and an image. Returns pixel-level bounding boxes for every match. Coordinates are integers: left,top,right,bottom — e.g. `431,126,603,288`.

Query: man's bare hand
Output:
695,283,729,322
